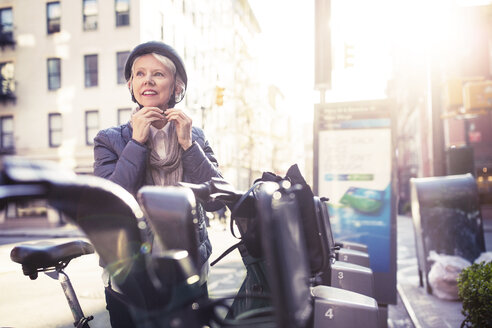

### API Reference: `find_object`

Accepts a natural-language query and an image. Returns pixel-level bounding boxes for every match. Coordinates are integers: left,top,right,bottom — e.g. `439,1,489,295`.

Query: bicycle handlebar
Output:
179,177,243,204
180,177,257,219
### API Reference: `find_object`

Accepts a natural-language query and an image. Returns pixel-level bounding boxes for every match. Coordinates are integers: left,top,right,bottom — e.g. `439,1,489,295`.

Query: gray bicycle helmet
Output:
125,41,187,107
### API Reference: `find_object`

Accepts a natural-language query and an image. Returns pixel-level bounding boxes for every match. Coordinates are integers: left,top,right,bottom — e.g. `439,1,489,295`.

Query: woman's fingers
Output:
136,107,165,119
131,107,193,149
131,107,166,143
165,108,193,150
165,109,192,125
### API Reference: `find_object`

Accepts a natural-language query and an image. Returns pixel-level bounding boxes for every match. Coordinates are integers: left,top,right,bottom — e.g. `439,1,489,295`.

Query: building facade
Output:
0,0,142,173
0,0,304,224
390,4,492,214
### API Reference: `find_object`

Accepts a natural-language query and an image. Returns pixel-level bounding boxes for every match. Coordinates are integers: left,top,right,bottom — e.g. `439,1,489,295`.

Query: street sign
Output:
463,80,492,110
313,99,397,305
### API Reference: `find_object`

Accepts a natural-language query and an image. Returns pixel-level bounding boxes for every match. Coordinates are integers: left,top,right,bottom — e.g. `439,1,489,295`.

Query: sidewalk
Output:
396,214,492,328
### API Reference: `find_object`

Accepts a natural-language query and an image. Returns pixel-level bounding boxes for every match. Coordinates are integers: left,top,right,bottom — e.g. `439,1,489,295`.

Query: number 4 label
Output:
325,308,334,319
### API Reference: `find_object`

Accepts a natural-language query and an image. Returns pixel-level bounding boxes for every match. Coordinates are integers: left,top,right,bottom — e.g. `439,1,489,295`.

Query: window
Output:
84,54,98,87
48,113,62,147
47,2,61,34
47,58,61,90
85,110,99,145
115,0,129,27
117,108,131,125
0,115,13,153
0,7,14,44
0,61,15,99
116,51,130,84
83,0,98,31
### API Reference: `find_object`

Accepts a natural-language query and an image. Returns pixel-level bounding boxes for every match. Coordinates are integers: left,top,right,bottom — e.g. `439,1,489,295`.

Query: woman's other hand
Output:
165,108,193,150
131,107,166,143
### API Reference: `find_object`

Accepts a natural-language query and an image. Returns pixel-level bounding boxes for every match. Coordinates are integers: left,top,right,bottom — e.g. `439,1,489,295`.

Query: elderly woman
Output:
93,41,221,327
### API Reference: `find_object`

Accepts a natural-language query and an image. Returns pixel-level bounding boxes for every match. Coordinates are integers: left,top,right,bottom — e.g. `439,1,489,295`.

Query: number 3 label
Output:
338,272,344,279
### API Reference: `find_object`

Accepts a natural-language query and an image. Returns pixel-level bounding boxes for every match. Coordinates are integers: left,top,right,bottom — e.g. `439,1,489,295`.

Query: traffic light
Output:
215,86,225,106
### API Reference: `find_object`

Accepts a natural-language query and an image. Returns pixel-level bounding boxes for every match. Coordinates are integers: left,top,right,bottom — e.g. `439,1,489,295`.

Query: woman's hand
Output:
165,108,193,150
131,107,166,143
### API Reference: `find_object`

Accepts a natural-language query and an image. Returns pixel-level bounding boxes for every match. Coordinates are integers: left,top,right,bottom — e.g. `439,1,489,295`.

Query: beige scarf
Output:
146,121,183,186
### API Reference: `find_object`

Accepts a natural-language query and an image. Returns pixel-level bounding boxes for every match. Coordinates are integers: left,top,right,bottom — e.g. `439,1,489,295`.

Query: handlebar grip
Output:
180,178,243,205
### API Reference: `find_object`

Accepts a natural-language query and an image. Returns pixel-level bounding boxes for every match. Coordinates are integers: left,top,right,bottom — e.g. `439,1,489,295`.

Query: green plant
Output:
457,261,492,328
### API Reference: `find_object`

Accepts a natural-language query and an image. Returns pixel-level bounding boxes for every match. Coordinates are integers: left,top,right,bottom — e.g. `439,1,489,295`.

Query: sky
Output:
247,0,476,105
247,0,393,111
248,0,315,113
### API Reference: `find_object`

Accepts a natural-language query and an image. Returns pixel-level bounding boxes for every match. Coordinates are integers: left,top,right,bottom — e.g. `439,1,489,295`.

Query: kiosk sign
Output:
314,99,397,305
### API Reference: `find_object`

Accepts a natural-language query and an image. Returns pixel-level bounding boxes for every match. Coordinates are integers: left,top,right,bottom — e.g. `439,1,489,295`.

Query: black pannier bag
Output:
256,164,326,275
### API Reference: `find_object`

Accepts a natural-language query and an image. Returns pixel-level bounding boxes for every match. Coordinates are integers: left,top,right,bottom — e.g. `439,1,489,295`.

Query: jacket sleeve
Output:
182,128,222,183
182,128,224,211
93,130,148,195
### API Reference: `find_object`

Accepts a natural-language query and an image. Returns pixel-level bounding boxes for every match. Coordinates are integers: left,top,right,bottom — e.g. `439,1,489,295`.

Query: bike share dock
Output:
2,213,490,328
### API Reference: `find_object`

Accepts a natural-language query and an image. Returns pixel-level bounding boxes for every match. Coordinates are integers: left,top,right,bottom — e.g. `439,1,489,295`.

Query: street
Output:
0,236,109,328
0,221,245,328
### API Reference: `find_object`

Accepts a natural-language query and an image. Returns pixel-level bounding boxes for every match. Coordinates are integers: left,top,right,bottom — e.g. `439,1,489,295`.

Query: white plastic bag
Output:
427,251,471,300
474,251,492,264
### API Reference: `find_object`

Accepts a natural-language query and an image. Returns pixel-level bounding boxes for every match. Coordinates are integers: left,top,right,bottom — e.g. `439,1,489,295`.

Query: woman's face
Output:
130,54,175,109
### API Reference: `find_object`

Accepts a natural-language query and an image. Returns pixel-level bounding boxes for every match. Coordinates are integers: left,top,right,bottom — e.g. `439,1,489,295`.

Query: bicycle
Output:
4,156,379,328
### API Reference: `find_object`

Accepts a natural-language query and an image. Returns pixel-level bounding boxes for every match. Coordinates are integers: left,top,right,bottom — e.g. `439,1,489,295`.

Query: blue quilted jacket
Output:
93,122,222,270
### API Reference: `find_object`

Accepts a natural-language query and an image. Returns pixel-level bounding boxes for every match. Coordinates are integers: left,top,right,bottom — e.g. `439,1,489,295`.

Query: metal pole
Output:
58,270,92,327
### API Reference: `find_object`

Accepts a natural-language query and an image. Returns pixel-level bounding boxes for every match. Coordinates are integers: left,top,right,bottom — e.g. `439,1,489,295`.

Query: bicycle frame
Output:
2,157,277,327
10,239,95,328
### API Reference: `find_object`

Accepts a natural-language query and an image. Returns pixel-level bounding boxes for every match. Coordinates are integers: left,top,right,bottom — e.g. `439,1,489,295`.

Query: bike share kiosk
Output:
314,99,398,326
256,182,379,328
3,157,379,328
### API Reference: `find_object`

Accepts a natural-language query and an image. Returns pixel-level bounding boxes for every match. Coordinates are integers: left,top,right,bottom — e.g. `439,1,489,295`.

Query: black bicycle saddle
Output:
10,240,94,279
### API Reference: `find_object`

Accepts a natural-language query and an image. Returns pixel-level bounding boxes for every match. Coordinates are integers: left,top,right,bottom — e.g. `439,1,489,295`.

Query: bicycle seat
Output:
10,240,94,279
